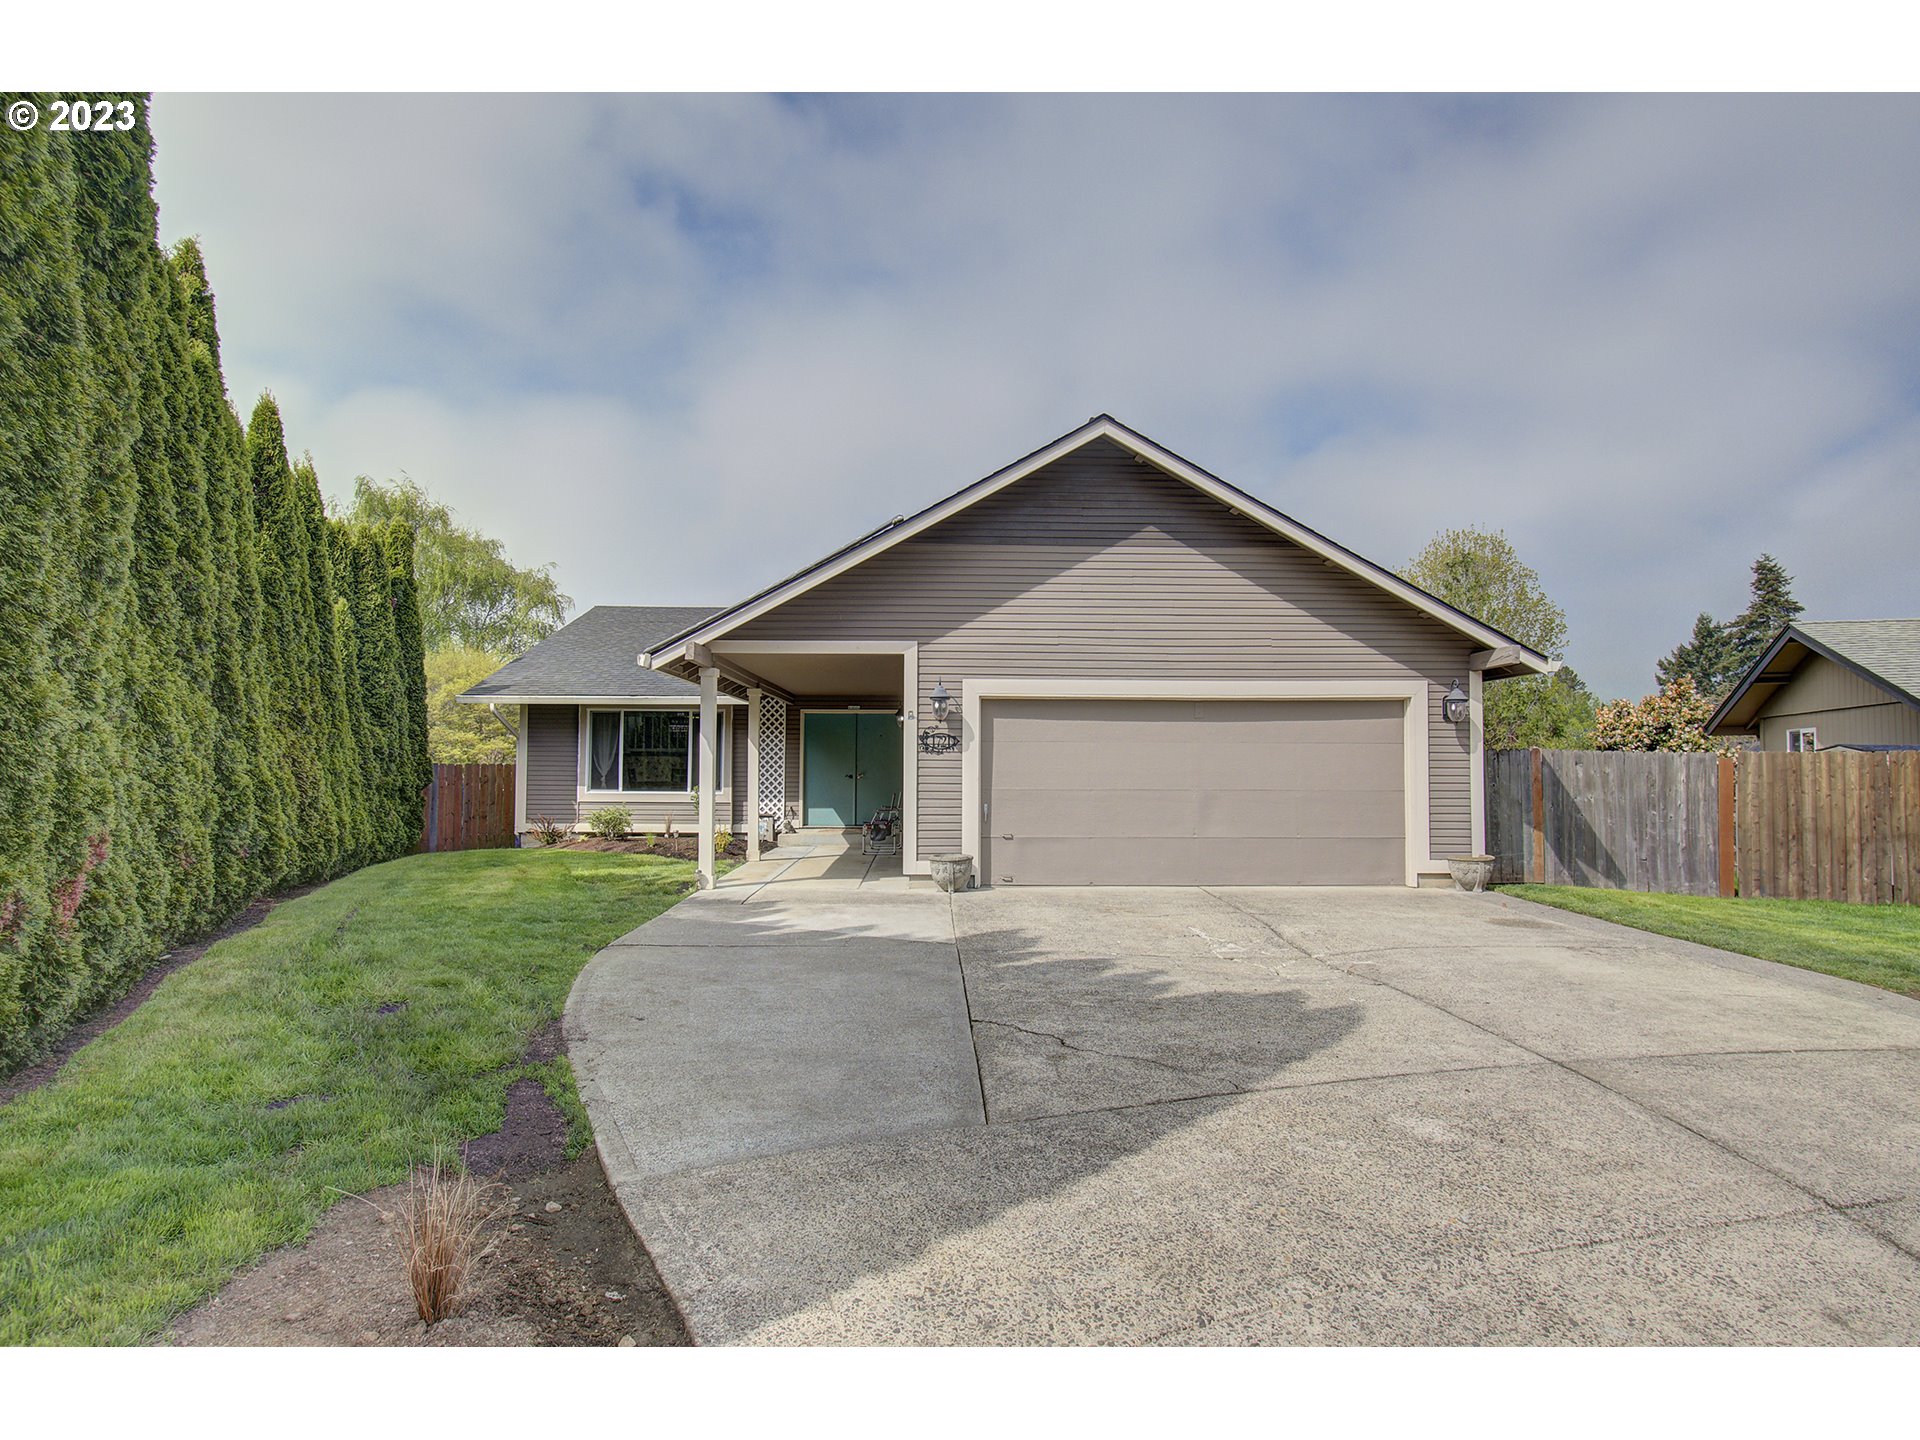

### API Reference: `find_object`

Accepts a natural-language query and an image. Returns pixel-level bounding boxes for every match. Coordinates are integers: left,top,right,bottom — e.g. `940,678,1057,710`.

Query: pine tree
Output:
1655,611,1738,697
1725,554,1804,681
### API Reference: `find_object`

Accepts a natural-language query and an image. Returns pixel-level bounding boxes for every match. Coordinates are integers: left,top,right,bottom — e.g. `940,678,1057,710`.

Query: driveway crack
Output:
972,1017,1246,1090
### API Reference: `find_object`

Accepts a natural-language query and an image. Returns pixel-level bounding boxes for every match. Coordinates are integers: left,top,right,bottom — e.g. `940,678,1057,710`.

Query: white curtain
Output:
591,713,621,789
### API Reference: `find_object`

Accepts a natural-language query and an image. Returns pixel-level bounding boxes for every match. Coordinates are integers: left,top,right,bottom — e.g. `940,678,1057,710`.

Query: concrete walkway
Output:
711,828,919,898
566,883,1920,1345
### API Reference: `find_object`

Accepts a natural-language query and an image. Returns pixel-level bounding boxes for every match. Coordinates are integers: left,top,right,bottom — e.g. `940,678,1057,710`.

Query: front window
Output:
586,708,726,792
1786,727,1818,753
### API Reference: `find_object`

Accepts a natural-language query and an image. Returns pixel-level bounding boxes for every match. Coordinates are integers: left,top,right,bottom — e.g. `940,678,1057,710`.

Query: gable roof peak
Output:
642,417,1555,677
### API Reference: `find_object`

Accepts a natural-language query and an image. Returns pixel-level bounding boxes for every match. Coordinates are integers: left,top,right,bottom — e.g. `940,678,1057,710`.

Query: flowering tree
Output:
1593,676,1734,754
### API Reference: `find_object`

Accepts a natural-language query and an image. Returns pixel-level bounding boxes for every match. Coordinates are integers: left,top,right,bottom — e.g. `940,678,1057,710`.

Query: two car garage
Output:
977,697,1410,887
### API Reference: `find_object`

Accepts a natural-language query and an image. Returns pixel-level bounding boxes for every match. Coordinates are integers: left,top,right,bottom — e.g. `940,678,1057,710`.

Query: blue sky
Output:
150,93,1920,699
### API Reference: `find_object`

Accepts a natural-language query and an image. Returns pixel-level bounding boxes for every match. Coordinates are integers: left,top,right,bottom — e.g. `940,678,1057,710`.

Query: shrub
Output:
585,806,631,840
1594,676,1734,754
714,828,733,856
531,815,565,847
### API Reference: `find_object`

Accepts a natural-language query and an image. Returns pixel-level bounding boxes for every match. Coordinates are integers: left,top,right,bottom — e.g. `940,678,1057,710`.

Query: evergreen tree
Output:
176,241,291,904
0,101,431,1067
345,529,407,853
293,456,357,875
0,110,88,1044
249,396,340,883
385,520,434,848
51,106,155,1019
1655,611,1738,697
1725,554,1803,681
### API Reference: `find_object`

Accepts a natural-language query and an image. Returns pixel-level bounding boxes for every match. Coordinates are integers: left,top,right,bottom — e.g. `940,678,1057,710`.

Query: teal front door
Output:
802,712,902,827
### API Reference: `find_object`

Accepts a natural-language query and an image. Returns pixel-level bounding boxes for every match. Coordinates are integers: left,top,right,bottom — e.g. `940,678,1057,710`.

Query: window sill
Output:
581,790,729,799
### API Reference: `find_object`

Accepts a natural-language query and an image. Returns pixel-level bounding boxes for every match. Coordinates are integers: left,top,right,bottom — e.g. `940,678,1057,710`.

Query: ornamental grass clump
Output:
401,1154,502,1324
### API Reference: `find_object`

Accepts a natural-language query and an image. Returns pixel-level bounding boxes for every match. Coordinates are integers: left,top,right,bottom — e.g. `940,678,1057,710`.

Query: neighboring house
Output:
1707,619,1920,752
463,415,1554,887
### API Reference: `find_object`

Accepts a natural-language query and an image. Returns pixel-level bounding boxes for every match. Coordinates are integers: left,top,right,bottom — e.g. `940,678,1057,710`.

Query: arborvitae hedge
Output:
0,97,429,1068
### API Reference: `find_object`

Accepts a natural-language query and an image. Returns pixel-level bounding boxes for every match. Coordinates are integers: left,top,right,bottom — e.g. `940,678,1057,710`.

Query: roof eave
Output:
1708,624,1920,735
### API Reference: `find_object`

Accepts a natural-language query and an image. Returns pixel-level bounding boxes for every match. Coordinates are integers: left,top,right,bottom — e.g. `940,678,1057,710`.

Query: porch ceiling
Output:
708,649,903,697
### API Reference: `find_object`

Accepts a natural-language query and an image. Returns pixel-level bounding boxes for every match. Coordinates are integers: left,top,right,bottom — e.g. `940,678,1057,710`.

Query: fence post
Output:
1529,747,1546,885
1717,753,1736,898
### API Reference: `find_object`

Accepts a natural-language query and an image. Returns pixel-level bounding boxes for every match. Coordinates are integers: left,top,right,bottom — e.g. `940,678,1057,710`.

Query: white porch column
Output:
746,686,763,862
1468,669,1486,854
697,666,718,888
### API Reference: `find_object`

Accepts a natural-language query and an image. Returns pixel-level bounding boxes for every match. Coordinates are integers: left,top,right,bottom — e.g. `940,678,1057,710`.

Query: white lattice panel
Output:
758,696,788,818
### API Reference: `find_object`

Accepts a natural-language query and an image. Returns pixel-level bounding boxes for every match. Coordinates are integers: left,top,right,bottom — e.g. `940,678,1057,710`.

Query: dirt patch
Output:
166,1150,688,1347
0,881,320,1107
460,1022,567,1180
167,1016,688,1346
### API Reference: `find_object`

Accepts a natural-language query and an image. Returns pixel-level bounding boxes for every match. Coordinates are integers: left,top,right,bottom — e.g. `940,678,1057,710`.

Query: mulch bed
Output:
0,881,320,1108
553,835,748,860
170,1020,689,1347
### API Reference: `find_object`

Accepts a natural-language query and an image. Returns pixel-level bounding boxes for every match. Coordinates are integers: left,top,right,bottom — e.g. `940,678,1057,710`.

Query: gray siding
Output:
730,437,1479,859
521,703,752,833
1756,655,1920,750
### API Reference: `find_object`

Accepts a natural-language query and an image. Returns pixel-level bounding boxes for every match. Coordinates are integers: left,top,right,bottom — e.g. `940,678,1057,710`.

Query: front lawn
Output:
0,848,694,1345
1501,886,1920,995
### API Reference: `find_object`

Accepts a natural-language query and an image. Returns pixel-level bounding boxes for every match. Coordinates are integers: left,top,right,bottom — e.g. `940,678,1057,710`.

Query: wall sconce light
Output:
1442,680,1470,724
929,678,951,722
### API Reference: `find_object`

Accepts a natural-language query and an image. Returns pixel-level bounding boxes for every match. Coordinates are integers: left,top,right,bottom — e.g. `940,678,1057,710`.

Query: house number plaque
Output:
918,729,961,754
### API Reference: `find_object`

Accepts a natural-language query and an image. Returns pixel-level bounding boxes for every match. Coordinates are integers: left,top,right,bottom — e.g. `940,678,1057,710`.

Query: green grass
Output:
1501,885,1920,995
0,847,695,1345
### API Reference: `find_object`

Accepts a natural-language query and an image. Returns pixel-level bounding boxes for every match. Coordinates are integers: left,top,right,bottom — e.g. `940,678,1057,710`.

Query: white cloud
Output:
150,93,1920,699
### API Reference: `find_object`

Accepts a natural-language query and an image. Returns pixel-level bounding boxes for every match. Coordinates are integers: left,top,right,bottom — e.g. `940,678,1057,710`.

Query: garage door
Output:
981,698,1405,885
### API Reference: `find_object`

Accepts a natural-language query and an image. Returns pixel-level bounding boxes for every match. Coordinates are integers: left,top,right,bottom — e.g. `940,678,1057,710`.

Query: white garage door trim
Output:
960,678,1435,888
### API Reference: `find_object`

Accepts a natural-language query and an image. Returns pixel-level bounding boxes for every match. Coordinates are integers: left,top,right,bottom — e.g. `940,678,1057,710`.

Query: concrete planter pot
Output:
930,854,975,893
1446,854,1496,893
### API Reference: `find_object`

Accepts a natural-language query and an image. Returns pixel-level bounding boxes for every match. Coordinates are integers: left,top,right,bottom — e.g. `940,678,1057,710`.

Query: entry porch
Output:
658,640,924,888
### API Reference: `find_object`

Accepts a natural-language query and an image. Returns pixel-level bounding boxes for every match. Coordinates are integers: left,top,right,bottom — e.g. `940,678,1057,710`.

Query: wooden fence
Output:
1736,750,1920,904
1487,748,1920,903
1487,749,1730,896
419,763,516,853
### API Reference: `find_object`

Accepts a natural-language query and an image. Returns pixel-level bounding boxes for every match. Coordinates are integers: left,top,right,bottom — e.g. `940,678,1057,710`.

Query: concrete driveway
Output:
565,883,1920,1344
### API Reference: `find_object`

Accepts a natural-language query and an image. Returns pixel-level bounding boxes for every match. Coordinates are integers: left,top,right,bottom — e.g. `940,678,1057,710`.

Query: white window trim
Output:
959,678,1440,889
578,705,729,797
1787,726,1819,753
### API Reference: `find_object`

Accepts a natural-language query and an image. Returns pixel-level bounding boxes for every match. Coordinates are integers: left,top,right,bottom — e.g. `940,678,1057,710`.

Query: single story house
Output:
1707,619,1920,752
463,415,1554,887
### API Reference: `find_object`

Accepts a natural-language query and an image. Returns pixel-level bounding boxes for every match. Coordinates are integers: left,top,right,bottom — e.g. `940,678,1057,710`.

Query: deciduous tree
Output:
1401,527,1597,749
342,477,571,654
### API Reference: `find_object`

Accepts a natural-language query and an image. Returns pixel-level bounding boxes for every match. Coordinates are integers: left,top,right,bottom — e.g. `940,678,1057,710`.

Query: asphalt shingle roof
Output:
459,605,723,701
1797,619,1920,705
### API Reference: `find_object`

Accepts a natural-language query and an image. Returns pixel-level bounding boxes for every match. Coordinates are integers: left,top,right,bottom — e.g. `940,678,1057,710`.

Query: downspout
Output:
488,703,520,741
